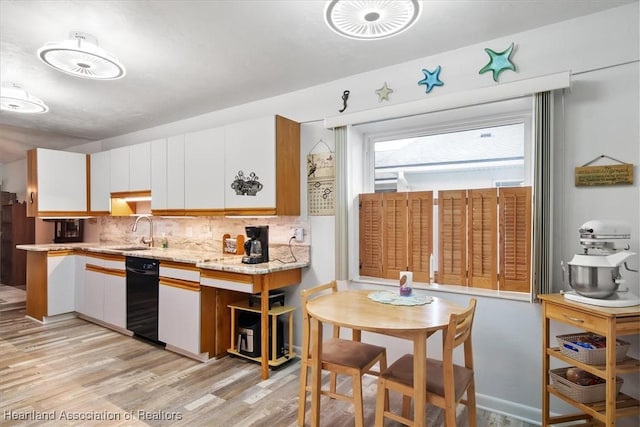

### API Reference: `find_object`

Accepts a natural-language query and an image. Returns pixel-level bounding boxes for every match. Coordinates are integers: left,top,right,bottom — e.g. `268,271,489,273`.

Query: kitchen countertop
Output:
16,243,309,274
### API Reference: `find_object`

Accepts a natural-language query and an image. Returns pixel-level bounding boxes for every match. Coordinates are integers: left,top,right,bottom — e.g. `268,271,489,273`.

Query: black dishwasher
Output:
126,257,163,344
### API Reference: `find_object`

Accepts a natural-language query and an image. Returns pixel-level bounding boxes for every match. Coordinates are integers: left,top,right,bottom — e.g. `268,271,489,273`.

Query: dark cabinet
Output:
1,196,35,287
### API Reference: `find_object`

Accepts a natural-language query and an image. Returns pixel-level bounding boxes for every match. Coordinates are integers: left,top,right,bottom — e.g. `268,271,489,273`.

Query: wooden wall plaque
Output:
574,163,634,186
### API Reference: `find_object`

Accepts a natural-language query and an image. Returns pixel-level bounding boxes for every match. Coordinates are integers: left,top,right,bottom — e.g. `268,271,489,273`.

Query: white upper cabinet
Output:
27,148,87,217
129,142,151,191
110,142,151,193
109,146,129,193
184,127,225,211
167,135,185,209
223,115,300,215
150,138,168,210
151,136,184,212
224,116,276,211
90,150,110,213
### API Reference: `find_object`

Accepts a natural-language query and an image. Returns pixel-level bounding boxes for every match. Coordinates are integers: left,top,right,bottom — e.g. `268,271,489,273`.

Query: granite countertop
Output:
16,243,309,274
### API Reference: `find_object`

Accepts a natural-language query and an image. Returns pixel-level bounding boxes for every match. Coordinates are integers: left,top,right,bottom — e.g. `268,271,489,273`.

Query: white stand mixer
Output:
562,220,640,307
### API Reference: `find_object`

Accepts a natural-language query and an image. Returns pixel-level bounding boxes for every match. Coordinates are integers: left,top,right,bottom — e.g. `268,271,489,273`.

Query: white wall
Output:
2,3,638,424
553,62,640,293
2,159,26,201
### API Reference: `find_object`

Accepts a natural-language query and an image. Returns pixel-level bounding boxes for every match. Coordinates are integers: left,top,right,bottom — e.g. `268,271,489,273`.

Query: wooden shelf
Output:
547,386,639,423
546,348,640,376
227,300,296,372
228,300,295,316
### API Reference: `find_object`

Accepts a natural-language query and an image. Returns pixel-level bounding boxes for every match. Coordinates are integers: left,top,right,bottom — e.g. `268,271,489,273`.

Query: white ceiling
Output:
0,0,634,165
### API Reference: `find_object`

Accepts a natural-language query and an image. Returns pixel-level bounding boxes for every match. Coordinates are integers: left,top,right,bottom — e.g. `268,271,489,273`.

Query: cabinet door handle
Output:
563,315,584,323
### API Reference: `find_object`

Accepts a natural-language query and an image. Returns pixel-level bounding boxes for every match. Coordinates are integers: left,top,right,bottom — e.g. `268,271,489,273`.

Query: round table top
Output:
306,289,464,334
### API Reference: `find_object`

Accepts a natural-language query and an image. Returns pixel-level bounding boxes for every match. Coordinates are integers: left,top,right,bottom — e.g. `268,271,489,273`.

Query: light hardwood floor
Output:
0,284,531,427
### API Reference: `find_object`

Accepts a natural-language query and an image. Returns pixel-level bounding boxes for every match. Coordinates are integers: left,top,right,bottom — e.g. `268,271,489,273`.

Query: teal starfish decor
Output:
479,42,516,82
417,66,444,93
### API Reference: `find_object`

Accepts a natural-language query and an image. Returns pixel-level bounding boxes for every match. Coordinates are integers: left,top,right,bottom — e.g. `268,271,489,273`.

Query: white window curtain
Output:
532,91,553,300
334,126,349,280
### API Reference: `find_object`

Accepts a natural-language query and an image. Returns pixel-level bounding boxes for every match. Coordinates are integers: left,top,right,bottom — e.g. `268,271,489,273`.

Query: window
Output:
357,97,534,293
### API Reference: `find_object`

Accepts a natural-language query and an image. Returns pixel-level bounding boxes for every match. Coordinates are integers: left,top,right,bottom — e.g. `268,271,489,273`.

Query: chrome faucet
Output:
132,215,154,246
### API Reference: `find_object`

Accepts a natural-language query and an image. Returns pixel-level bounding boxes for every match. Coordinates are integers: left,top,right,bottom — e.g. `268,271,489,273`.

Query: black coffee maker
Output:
242,226,269,264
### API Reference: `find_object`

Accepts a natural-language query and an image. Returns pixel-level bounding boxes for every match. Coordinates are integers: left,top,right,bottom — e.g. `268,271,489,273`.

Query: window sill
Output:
351,276,532,303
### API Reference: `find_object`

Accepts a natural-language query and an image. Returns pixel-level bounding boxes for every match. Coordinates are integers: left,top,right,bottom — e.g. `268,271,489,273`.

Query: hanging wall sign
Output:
575,155,634,186
307,140,335,216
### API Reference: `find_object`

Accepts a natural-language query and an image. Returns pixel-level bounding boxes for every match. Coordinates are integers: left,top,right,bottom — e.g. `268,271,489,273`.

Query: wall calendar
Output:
307,148,335,216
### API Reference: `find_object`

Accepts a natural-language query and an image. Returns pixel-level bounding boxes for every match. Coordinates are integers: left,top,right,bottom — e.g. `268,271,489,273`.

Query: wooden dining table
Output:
305,289,464,427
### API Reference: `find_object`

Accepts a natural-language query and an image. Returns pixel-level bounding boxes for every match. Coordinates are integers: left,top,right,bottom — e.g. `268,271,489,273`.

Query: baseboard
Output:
476,393,541,425
165,344,210,363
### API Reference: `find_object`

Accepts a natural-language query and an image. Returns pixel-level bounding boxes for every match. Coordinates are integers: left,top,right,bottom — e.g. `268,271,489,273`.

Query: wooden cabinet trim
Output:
275,115,300,216
200,269,253,283
25,251,47,321
110,190,151,199
26,149,38,217
161,260,199,271
85,252,125,262
160,277,200,291
85,264,125,277
47,250,75,257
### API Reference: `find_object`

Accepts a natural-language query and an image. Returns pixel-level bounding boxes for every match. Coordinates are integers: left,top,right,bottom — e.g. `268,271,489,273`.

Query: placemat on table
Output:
367,291,433,306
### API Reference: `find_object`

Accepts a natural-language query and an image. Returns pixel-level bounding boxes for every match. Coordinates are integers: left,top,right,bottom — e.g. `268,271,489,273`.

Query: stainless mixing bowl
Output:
568,264,621,298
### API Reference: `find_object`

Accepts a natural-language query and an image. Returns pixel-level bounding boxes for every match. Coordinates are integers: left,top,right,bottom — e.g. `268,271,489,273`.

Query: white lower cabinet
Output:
47,253,76,316
83,254,126,329
74,255,86,314
159,283,201,356
103,271,126,329
84,267,104,320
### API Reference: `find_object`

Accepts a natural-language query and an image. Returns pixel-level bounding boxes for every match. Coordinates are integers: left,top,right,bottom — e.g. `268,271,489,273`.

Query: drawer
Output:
85,252,125,270
160,261,200,282
200,270,257,294
545,302,608,334
160,277,200,292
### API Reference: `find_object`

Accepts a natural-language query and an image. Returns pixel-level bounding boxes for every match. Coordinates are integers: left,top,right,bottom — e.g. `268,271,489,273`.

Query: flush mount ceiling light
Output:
325,0,421,40
0,82,49,113
37,31,126,80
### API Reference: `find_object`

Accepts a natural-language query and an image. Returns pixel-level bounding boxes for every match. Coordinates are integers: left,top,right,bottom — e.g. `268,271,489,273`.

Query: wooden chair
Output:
375,298,478,427
298,281,388,427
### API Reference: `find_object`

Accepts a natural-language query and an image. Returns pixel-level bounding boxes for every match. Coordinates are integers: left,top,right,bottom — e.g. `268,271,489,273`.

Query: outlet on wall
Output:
293,227,304,243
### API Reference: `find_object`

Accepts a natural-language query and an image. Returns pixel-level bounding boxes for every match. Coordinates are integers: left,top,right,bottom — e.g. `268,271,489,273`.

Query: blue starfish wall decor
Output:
479,42,516,82
417,66,444,93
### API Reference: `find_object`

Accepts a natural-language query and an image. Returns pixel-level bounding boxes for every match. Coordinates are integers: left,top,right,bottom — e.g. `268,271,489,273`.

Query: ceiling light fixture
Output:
37,31,126,80
325,0,421,40
0,82,49,113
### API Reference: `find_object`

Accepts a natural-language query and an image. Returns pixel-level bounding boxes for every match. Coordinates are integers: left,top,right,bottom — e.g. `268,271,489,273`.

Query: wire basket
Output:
549,367,623,404
556,333,630,365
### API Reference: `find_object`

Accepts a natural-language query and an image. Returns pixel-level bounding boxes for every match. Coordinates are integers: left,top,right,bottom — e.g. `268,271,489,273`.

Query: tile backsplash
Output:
87,215,310,261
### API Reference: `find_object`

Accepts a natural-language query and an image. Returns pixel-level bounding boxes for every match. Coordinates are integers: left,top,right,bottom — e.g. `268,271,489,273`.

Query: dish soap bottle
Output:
161,233,168,249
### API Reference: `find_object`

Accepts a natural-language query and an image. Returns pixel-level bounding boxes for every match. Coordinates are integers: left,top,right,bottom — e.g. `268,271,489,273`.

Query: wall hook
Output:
338,90,350,113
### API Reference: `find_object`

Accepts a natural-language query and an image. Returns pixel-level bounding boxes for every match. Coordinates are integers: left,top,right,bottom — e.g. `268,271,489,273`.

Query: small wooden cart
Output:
539,294,640,426
228,300,296,368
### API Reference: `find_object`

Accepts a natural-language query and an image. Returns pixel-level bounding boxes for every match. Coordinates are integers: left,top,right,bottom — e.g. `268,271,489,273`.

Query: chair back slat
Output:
444,299,476,352
301,281,339,357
